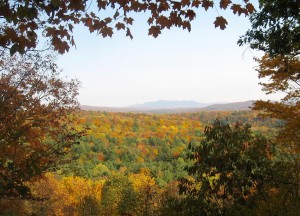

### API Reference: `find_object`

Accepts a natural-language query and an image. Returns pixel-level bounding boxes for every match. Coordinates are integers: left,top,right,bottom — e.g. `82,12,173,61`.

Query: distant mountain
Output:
199,100,254,111
80,100,254,113
129,100,209,109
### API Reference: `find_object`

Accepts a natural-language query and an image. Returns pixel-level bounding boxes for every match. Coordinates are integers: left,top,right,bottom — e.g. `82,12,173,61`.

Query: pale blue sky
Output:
57,2,280,107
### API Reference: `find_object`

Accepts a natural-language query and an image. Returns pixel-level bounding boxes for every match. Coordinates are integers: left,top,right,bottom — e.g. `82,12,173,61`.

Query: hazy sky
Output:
57,2,280,107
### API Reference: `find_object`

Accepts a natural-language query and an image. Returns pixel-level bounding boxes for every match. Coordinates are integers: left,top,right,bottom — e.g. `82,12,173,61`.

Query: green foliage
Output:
180,120,278,215
101,173,137,216
239,0,300,56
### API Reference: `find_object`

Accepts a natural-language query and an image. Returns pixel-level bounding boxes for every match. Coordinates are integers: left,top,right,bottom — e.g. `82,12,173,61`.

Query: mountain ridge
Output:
81,100,254,113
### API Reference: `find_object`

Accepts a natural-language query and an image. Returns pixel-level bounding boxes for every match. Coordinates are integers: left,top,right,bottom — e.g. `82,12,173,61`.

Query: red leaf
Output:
219,0,232,10
97,0,106,9
182,0,190,7
214,16,228,30
100,26,113,37
148,26,161,38
231,4,242,15
186,10,196,21
202,0,214,11
124,17,134,25
115,22,125,30
246,3,256,14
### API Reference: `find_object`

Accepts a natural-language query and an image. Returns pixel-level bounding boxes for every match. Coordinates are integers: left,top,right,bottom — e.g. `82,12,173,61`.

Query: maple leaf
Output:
182,0,191,7
192,0,201,8
97,0,107,9
169,11,180,25
104,17,112,24
220,0,232,10
172,2,181,10
19,24,27,33
69,0,84,10
246,3,255,14
182,21,191,32
158,2,169,12
214,16,228,30
93,20,106,30
157,16,169,27
27,22,38,30
115,22,125,30
100,26,113,37
149,3,157,12
202,0,214,11
148,17,154,25
85,18,93,27
124,17,134,25
186,10,196,21
148,26,161,38
59,41,70,54
231,4,242,15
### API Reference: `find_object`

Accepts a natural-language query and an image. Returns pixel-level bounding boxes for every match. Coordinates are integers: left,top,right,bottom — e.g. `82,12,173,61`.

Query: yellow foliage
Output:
128,172,155,193
29,173,105,216
136,157,144,163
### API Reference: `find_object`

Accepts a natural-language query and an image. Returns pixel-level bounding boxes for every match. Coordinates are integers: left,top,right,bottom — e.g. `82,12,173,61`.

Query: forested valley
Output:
3,110,298,215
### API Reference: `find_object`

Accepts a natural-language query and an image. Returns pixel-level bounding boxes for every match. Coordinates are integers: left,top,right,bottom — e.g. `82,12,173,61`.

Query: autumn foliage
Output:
0,53,82,199
253,55,300,145
0,0,255,54
0,107,298,215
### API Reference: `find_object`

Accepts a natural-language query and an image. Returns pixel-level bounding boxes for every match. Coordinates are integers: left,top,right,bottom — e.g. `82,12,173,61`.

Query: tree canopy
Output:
0,53,82,198
180,120,299,215
180,120,274,215
0,0,255,55
239,2,300,210
253,54,300,152
239,0,300,57
239,0,300,148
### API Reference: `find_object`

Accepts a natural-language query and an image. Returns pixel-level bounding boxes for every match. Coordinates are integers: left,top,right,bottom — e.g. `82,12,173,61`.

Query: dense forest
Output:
2,110,298,215
63,110,279,184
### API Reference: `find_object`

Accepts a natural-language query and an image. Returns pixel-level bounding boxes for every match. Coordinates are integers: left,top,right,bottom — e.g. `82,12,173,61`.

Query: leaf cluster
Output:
0,0,255,54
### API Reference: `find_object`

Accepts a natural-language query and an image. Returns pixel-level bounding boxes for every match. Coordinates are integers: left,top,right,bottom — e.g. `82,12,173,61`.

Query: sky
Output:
56,2,281,107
